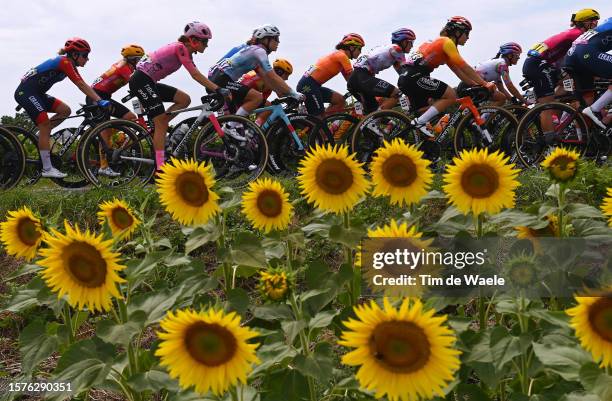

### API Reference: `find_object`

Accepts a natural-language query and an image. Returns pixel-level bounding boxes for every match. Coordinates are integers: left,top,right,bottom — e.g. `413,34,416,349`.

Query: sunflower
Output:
541,147,580,183
339,298,461,401
259,269,291,301
241,178,293,233
155,308,260,395
0,206,45,261
298,144,369,214
38,221,125,312
357,220,435,297
156,158,221,226
515,214,560,253
97,198,141,241
370,139,433,206
503,254,540,292
443,148,519,216
601,188,612,227
566,292,612,368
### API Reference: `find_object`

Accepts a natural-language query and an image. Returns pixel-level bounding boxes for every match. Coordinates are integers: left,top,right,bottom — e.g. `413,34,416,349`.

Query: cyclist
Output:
14,38,110,178
566,16,612,128
398,17,496,137
297,33,365,118
522,8,599,144
87,44,145,177
237,58,294,126
348,28,415,114
208,24,301,123
128,22,224,170
475,42,528,106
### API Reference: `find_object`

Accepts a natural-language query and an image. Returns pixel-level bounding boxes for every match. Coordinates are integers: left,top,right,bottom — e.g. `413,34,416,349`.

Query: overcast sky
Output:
1,0,609,125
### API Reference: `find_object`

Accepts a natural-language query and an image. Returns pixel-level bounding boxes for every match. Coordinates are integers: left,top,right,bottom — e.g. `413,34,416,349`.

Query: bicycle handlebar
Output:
271,96,299,111
200,93,224,112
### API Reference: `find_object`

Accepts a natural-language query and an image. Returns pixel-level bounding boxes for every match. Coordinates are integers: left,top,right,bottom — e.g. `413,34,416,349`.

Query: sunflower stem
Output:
557,183,566,238
217,212,233,294
289,292,317,401
344,212,358,305
287,236,294,270
62,303,75,344
475,213,487,331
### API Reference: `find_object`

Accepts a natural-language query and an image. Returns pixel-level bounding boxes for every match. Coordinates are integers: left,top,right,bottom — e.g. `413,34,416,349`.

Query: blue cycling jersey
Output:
19,56,83,93
213,44,273,81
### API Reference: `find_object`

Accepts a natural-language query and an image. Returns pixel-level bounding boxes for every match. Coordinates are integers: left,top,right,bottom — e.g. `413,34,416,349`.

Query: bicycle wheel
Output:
322,113,359,147
79,119,154,188
505,104,529,121
515,102,590,168
454,106,518,157
192,115,268,188
350,110,414,165
3,125,42,186
265,115,317,175
47,127,89,188
0,127,25,190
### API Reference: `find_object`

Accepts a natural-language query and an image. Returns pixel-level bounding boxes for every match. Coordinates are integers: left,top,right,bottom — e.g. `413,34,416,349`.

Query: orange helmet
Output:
338,33,365,48
64,37,91,53
273,58,293,75
121,44,145,58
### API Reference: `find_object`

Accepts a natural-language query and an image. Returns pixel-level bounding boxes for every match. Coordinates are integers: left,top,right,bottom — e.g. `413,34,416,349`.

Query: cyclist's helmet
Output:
273,58,293,75
253,24,280,39
445,16,472,33
499,42,522,55
391,28,416,44
184,21,212,40
571,8,600,23
64,37,91,53
338,33,365,48
121,44,145,58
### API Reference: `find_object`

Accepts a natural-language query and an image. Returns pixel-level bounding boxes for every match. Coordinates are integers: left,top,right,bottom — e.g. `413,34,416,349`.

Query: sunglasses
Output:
274,68,287,76
193,37,209,46
77,52,90,59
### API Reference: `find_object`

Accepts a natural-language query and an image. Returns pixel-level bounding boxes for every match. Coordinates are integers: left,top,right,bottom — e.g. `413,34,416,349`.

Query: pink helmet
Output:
184,22,212,40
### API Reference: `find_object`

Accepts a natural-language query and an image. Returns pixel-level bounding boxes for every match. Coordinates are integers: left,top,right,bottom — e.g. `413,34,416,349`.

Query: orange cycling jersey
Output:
305,50,353,84
408,37,467,72
92,60,134,94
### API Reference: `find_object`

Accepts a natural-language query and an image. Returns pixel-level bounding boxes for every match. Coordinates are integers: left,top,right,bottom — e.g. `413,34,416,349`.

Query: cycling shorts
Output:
14,83,62,124
397,66,448,110
347,67,396,114
522,56,560,98
128,70,178,119
296,75,335,115
208,70,251,111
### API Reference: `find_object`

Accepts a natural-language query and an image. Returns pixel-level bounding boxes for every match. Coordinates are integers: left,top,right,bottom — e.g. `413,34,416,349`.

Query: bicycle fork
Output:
279,114,304,151
459,97,493,144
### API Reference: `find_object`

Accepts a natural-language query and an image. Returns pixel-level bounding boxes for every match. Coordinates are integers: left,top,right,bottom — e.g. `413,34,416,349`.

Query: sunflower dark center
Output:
549,156,577,180
510,263,535,286
460,164,499,198
315,159,354,195
257,190,283,217
64,242,108,287
588,297,612,343
111,208,134,230
382,154,417,187
370,320,430,373
184,322,237,366
16,218,41,246
175,172,209,207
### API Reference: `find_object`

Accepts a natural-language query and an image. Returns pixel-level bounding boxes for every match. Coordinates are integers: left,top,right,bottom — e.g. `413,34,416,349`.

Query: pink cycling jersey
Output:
353,44,406,75
136,42,198,82
528,27,583,64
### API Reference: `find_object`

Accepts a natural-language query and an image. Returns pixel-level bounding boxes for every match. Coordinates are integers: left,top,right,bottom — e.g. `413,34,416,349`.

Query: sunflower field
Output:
1,142,612,401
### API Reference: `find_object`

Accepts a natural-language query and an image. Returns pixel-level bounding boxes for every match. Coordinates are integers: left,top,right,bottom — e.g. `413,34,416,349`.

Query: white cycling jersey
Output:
475,58,509,83
353,44,406,75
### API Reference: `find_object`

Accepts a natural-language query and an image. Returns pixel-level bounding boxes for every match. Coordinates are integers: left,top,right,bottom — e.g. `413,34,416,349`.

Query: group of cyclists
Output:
10,8,612,179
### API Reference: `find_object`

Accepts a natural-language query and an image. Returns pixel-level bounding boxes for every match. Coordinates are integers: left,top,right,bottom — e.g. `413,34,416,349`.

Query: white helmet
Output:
184,21,212,40
252,24,280,39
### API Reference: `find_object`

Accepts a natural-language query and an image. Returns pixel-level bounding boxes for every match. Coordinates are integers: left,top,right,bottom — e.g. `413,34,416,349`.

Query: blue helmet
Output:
391,28,416,44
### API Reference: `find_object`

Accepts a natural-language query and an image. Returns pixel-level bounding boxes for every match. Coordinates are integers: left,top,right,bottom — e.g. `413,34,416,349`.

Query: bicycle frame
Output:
430,97,484,145
166,104,225,158
253,103,304,151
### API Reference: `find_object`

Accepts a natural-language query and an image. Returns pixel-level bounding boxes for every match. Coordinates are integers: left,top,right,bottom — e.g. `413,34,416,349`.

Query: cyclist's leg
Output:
379,88,400,110
233,87,262,116
326,89,345,114
416,85,455,125
163,87,190,123
48,100,71,129
297,75,326,118
579,50,612,125
347,69,378,114
523,56,558,138
255,100,272,126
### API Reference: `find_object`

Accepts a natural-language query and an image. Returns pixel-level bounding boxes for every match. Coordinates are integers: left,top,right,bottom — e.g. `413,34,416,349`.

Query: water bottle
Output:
354,101,364,116
298,102,307,114
132,98,143,115
170,123,189,147
399,95,411,112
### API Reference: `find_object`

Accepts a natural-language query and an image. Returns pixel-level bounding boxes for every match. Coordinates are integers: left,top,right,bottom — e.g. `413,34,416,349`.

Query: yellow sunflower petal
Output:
298,144,370,214
156,158,221,226
241,178,293,233
38,221,126,312
601,188,612,227
541,147,580,183
567,293,612,368
0,206,45,261
371,139,433,206
97,198,141,241
155,308,260,395
338,297,461,401
443,148,519,216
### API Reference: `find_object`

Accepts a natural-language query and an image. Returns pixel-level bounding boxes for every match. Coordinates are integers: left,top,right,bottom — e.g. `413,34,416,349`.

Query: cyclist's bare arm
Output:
75,80,103,102
190,69,220,92
261,70,293,96
496,82,513,100
502,73,526,103
449,64,478,86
